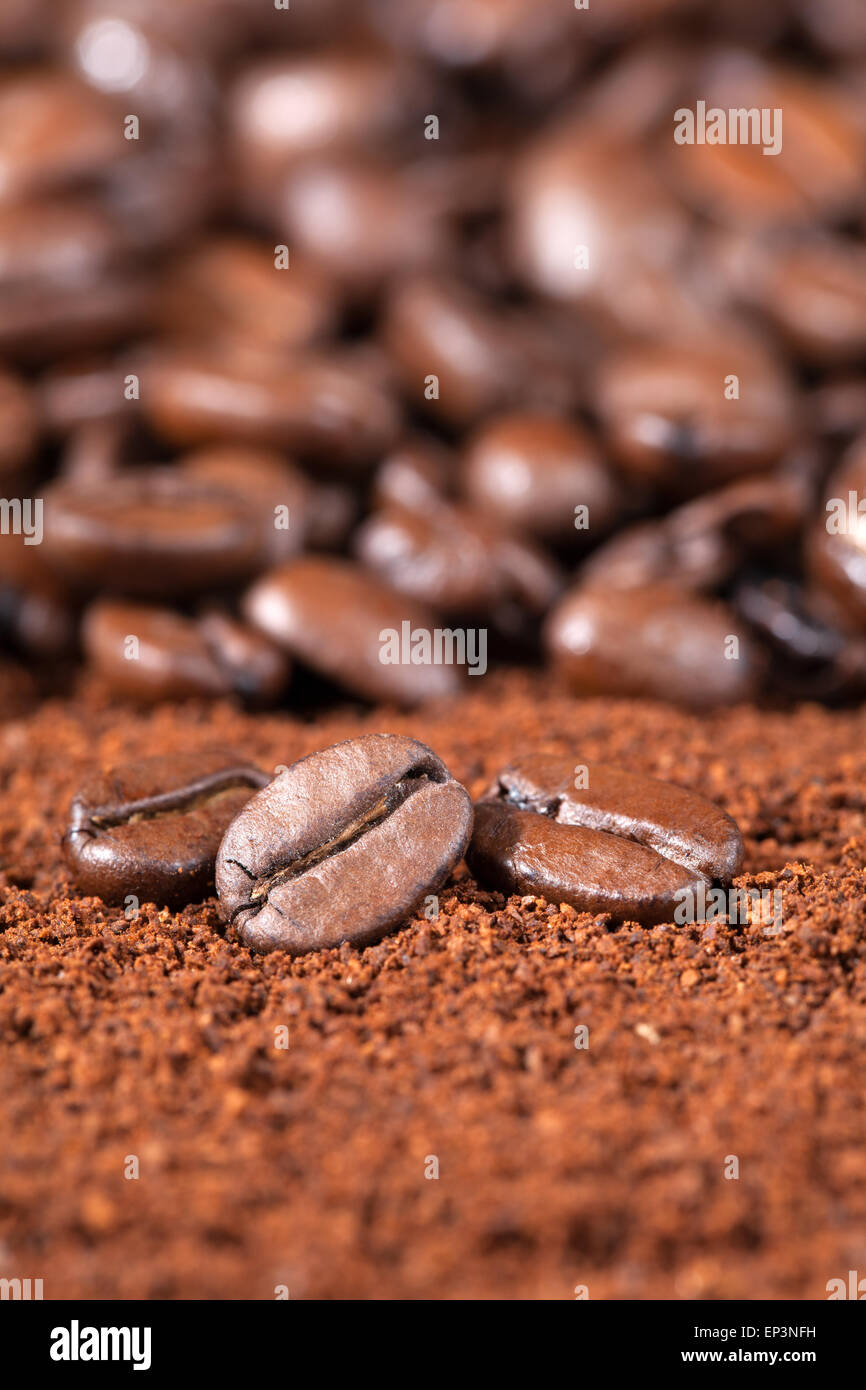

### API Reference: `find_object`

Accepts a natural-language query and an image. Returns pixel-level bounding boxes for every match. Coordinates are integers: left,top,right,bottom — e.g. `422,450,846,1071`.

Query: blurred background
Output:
2,0,866,712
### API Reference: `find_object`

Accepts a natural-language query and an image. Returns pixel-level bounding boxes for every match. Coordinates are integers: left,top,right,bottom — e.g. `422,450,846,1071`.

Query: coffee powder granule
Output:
1,671,865,1299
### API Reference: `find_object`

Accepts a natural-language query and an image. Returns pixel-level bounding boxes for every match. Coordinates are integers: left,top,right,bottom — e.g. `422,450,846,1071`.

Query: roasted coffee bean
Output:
0,367,37,479
37,357,138,435
83,599,290,703
215,733,472,954
733,575,866,699
279,157,450,296
463,412,621,544
0,70,124,202
595,344,795,494
355,501,561,617
582,472,808,594
382,275,575,426
143,346,399,470
372,438,456,513
545,582,762,708
467,753,743,925
666,59,865,228
180,445,312,563
158,237,337,352
807,437,866,630
509,128,695,338
64,752,271,907
242,556,463,705
228,48,425,169
43,469,261,596
808,375,866,442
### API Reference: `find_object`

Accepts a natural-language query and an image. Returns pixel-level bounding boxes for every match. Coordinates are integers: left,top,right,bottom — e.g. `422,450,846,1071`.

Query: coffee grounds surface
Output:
1,672,865,1300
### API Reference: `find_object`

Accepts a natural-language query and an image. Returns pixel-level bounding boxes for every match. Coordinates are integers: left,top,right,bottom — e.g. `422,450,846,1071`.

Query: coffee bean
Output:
545,582,762,708
382,275,575,426
64,753,271,907
42,469,261,596
279,157,450,295
463,411,621,544
158,237,337,353
582,472,808,594
354,501,561,616
372,438,457,513
733,574,866,699
0,70,123,202
509,128,694,338
596,343,795,494
0,367,37,479
143,345,399,470
229,48,425,169
242,556,463,705
83,599,290,703
467,753,743,925
807,437,866,630
215,733,472,954
667,59,864,228
180,445,312,563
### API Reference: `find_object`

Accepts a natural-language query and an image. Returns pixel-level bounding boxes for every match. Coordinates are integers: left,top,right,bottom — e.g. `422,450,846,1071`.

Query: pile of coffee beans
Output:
63,737,744,952
2,0,866,709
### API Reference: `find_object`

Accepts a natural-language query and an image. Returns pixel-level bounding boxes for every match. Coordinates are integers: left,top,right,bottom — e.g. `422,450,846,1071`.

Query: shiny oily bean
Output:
463,411,621,544
354,501,561,617
545,582,762,709
64,753,271,908
215,734,473,955
242,556,463,705
143,346,399,471
807,438,866,630
0,367,37,480
180,445,313,564
595,344,795,494
83,600,290,704
158,237,337,353
42,470,261,596
467,754,743,925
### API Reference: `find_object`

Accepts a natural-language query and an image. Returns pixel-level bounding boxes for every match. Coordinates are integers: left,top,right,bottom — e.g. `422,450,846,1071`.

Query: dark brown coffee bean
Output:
180,445,312,563
242,556,464,705
0,70,123,202
382,276,575,426
733,575,866,699
279,157,450,296
215,733,472,954
37,357,138,435
467,753,743,925
83,600,290,703
463,412,621,543
545,582,761,708
808,375,866,442
229,48,422,163
0,367,37,480
42,469,261,596
509,128,694,338
666,59,864,228
158,237,337,352
372,438,456,513
596,344,795,494
582,471,808,594
355,501,561,616
64,752,271,907
807,437,866,630
143,345,399,471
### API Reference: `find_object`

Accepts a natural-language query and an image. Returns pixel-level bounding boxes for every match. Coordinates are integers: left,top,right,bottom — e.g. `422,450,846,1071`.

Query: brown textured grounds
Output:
1,670,865,1300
